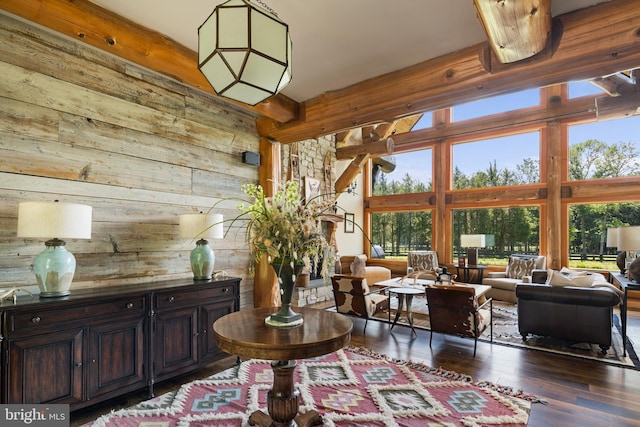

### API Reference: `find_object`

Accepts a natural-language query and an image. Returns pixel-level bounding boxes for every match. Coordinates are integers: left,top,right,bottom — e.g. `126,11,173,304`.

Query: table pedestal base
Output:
248,360,322,427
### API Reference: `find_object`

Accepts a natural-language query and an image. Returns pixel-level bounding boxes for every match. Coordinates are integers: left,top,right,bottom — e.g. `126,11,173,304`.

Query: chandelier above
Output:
198,0,293,106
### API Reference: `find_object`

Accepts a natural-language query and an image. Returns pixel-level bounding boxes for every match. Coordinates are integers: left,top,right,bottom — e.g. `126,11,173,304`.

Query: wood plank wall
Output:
0,12,269,307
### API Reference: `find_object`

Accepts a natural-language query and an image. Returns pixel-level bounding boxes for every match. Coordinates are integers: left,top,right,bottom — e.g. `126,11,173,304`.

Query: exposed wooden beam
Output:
391,96,597,151
257,0,640,143
335,138,394,161
473,0,552,64
596,91,640,121
0,0,299,123
335,154,368,194
335,130,354,146
361,125,375,145
590,72,639,96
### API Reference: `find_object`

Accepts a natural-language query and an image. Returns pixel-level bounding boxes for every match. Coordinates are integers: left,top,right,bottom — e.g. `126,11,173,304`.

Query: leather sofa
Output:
515,270,621,353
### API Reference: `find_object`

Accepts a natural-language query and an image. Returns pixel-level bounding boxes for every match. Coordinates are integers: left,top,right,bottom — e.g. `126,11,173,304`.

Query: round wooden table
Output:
213,306,353,427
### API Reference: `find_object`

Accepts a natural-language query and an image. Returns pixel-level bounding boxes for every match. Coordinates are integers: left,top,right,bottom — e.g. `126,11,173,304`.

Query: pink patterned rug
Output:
83,346,540,426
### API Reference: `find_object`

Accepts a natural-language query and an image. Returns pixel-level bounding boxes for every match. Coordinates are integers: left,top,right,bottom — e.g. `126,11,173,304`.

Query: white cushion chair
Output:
338,254,391,284
483,254,546,303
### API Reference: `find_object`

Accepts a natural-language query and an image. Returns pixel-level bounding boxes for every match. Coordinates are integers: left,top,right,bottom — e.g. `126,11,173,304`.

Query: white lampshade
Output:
17,201,92,239
179,213,224,240
198,0,292,105
460,234,486,248
617,226,640,251
606,227,620,247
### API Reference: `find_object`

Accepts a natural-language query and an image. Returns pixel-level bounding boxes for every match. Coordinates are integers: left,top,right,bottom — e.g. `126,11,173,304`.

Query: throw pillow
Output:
409,252,436,271
350,255,367,278
507,257,536,279
547,269,575,286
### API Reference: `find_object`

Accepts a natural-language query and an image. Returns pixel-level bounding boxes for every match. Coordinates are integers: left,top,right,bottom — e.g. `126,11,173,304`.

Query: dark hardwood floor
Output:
71,307,640,427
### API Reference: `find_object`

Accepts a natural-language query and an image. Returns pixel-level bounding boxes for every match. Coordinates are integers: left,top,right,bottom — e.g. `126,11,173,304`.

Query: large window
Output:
568,202,640,270
365,78,640,270
567,80,604,99
452,88,540,122
372,149,432,195
568,116,640,180
371,211,432,257
453,132,540,189
452,207,540,266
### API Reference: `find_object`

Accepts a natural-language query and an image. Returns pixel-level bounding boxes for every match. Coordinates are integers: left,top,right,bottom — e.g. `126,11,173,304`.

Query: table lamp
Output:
460,234,486,266
618,226,640,280
17,201,92,297
606,227,626,273
180,213,223,280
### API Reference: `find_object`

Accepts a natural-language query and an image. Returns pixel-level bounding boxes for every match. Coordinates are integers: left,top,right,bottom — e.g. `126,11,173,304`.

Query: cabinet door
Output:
7,329,83,405
199,300,235,363
87,316,147,399
154,306,198,380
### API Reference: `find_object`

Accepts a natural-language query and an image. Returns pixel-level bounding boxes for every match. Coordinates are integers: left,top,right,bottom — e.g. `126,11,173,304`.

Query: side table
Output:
213,306,352,427
609,272,639,356
389,287,425,337
456,265,487,284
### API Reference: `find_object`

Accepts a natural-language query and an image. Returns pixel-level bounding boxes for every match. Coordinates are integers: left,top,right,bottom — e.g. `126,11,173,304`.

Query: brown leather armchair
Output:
331,275,390,332
425,285,493,356
515,270,621,353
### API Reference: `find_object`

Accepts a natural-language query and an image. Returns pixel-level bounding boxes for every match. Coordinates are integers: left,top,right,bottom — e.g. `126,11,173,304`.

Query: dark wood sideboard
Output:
0,277,240,412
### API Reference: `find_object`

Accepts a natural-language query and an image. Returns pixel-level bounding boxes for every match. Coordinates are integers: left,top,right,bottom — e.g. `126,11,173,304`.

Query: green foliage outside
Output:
371,139,640,268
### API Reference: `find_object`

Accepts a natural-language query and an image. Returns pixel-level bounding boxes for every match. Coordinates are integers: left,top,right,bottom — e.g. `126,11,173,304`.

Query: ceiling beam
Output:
590,69,640,96
473,0,552,64
335,154,368,194
257,0,640,143
0,0,299,123
596,91,640,121
336,137,394,161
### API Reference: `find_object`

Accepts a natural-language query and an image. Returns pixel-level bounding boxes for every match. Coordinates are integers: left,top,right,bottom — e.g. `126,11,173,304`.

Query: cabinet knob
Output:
126,302,134,309
222,288,229,293
168,296,175,302
75,362,83,368
31,316,41,324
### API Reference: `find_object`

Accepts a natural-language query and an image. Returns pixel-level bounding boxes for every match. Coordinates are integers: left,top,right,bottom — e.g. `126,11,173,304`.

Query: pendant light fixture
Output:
198,0,292,106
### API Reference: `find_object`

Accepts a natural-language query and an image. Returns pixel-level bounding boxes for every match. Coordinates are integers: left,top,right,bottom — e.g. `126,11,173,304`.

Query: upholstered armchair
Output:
425,285,493,356
338,255,391,284
331,274,390,332
407,250,441,280
483,254,546,303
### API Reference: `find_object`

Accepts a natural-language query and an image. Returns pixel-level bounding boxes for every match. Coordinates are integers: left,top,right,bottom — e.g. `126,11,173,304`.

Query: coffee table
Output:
213,306,352,427
374,277,435,288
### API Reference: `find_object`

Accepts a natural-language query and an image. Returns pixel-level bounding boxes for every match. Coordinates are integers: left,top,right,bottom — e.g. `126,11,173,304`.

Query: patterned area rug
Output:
374,298,640,369
82,346,538,426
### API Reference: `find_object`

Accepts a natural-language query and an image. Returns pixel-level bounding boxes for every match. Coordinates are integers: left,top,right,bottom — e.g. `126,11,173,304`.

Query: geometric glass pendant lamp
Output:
198,0,292,105
17,201,92,297
179,213,224,280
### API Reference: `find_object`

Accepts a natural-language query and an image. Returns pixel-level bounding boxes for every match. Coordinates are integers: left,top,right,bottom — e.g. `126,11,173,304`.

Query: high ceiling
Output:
87,0,608,103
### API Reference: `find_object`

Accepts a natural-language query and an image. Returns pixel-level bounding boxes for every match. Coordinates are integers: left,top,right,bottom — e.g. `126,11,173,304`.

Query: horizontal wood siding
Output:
0,13,258,308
